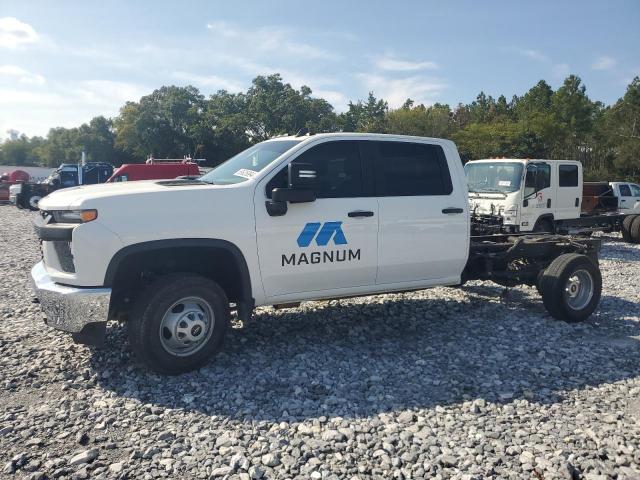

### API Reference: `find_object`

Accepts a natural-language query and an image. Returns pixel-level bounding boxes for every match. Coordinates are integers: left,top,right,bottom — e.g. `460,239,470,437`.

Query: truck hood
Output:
38,180,221,210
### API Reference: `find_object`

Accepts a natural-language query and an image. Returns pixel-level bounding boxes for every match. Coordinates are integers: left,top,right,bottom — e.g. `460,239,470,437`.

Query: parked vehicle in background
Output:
0,170,29,201
465,158,640,242
0,167,55,201
466,158,583,233
108,159,201,183
609,182,640,211
30,133,603,374
11,162,114,210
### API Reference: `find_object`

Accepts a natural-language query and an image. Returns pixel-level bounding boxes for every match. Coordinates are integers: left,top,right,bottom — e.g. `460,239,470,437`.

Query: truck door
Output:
520,162,553,231
372,140,468,285
254,140,378,299
555,163,581,219
618,184,634,209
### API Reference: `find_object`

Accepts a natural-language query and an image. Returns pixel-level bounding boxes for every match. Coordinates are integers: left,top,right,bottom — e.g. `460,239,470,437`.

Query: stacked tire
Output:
622,215,640,243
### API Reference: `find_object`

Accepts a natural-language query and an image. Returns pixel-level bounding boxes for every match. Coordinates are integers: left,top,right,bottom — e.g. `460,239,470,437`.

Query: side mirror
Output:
266,188,316,217
272,188,316,203
289,162,317,189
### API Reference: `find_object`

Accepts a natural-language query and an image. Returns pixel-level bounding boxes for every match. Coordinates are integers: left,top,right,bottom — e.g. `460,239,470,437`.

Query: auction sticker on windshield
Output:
498,180,511,186
234,169,258,179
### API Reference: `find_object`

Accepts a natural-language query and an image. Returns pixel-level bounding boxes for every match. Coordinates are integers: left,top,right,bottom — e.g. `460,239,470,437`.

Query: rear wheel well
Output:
107,243,250,320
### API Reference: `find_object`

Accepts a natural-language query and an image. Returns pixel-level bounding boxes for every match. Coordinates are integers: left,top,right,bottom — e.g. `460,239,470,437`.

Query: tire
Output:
28,195,42,211
533,218,554,233
629,216,640,244
539,253,602,323
127,273,229,374
621,215,636,243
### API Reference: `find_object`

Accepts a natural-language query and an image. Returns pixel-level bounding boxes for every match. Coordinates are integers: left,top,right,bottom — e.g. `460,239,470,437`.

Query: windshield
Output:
465,162,524,193
200,140,302,185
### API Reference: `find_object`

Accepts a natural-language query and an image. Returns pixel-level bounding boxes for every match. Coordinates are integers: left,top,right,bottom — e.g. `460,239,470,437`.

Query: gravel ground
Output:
0,204,639,480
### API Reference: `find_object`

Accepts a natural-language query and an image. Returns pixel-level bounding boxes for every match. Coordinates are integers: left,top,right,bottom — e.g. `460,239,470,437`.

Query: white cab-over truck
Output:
32,134,603,374
465,158,640,242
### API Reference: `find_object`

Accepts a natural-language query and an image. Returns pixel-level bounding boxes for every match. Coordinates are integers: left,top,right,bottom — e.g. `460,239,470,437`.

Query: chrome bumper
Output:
30,261,111,333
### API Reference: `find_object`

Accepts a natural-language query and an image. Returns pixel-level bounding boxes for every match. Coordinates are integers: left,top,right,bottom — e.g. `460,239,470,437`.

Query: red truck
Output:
0,169,31,201
108,159,201,183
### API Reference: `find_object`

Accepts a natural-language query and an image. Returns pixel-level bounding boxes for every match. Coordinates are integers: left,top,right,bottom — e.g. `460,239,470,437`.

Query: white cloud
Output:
205,20,338,61
517,49,548,62
552,63,571,79
0,65,45,85
0,79,149,137
0,17,39,49
206,21,239,38
0,88,64,106
357,74,447,108
374,55,438,72
172,71,244,92
312,89,348,111
75,80,148,106
592,56,617,71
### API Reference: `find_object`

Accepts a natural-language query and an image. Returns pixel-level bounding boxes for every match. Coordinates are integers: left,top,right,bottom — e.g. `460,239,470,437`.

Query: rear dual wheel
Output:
622,215,640,243
538,253,602,323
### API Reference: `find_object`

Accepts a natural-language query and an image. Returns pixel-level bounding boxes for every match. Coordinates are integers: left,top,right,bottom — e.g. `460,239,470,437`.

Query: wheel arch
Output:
104,239,254,314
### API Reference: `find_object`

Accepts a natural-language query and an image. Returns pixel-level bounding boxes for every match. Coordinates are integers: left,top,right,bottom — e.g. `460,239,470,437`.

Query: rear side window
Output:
631,184,640,197
292,140,363,198
619,184,632,196
373,141,452,196
559,164,578,187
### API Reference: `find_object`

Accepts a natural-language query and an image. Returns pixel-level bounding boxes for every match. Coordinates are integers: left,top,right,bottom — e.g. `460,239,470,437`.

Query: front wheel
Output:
539,254,602,323
28,194,42,210
128,273,229,374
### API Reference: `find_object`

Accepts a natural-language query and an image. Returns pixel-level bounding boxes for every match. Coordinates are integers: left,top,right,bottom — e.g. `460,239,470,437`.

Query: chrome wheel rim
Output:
564,269,594,311
159,296,214,356
29,196,41,208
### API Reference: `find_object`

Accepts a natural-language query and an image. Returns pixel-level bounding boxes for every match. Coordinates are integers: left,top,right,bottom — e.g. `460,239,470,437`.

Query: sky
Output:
0,0,639,140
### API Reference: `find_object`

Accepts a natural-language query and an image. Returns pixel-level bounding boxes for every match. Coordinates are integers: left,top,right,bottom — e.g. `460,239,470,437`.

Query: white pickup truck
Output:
465,158,640,242
32,134,603,374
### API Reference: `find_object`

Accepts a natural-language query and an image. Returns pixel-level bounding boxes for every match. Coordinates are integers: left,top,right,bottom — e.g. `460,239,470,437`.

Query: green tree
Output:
603,77,640,178
386,103,454,138
244,74,338,141
340,92,388,132
114,85,205,160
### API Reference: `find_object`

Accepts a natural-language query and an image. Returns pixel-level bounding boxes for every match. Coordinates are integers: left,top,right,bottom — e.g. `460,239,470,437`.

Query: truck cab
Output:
12,162,113,210
465,159,582,233
610,182,640,212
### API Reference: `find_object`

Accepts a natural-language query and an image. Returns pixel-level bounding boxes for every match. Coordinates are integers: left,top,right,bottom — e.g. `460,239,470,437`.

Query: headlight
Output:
504,205,518,215
52,209,98,223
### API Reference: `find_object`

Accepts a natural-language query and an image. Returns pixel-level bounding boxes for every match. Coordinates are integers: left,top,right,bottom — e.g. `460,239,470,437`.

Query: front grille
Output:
52,241,75,273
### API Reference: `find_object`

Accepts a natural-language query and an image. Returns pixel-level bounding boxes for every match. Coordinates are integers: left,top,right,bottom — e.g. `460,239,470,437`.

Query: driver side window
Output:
524,163,551,197
524,166,537,197
265,140,363,199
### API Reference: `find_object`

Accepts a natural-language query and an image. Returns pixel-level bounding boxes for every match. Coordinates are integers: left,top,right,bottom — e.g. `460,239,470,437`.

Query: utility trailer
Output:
464,233,602,322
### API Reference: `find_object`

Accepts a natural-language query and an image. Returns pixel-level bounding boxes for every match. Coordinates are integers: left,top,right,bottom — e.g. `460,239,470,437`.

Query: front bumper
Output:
30,261,111,333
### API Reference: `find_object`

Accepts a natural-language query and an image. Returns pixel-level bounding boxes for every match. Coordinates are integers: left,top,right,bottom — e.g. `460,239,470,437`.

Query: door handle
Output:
442,207,464,214
348,210,374,218
547,199,551,208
